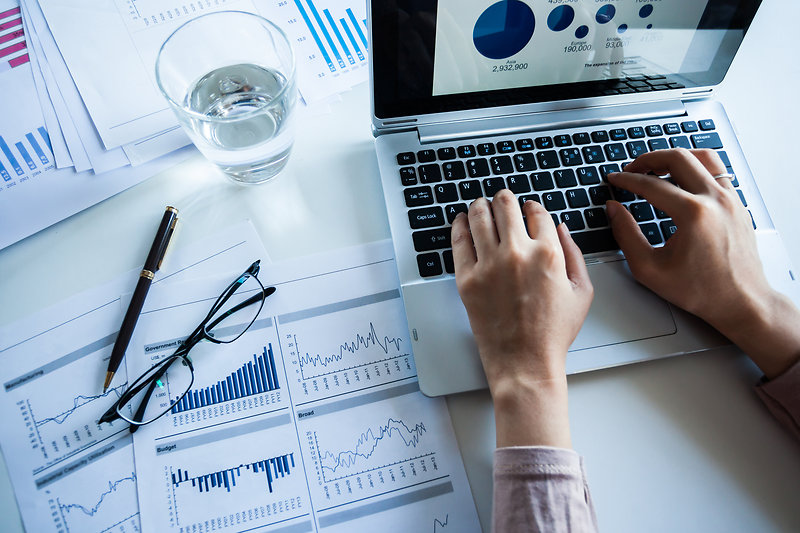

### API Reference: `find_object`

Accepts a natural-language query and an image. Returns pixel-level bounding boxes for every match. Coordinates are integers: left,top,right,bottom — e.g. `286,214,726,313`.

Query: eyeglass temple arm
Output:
205,286,275,332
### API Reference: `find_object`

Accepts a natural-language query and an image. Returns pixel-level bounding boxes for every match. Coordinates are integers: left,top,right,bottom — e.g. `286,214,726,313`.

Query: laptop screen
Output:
372,0,761,120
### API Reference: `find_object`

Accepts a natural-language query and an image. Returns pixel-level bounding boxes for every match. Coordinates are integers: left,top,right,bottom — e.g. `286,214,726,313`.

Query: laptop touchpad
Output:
572,260,676,351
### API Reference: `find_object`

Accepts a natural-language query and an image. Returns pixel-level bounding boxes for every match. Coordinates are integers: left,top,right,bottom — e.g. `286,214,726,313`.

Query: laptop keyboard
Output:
396,119,753,278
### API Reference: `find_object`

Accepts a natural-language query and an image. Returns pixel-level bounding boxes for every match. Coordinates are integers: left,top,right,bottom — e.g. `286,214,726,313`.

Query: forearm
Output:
713,290,800,379
491,374,572,449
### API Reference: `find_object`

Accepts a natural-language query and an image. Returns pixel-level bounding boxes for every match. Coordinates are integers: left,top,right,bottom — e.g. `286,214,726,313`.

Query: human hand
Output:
451,190,593,446
608,148,800,378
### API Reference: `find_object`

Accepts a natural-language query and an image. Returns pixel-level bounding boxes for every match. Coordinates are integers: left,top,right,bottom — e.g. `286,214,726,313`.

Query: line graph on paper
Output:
50,473,139,533
314,417,431,482
279,291,417,401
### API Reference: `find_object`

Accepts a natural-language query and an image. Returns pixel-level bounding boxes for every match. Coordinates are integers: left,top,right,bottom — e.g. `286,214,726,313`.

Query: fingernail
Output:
454,212,466,221
606,201,619,219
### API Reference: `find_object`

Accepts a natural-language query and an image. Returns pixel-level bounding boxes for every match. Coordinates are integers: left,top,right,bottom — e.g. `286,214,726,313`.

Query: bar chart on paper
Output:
278,289,416,403
0,4,29,73
0,128,52,182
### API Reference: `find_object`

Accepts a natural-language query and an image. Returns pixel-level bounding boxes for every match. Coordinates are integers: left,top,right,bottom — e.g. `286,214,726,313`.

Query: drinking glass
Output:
155,11,297,184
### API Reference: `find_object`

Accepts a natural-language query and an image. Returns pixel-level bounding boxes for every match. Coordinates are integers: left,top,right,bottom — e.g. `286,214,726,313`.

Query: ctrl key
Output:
417,253,443,277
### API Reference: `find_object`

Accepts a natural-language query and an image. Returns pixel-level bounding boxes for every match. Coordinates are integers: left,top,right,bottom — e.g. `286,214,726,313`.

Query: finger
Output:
607,172,693,218
467,197,499,261
606,201,658,278
556,223,591,290
523,199,559,246
689,149,726,176
451,212,476,274
623,149,716,194
491,189,529,245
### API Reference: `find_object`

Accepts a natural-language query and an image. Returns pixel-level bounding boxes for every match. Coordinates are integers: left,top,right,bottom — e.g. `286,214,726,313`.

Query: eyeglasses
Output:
99,260,275,430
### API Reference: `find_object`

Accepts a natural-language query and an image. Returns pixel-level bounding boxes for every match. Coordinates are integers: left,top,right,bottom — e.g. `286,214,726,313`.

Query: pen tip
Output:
103,371,114,392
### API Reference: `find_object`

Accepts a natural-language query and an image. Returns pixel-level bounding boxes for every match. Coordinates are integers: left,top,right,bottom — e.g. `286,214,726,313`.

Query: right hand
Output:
607,148,800,378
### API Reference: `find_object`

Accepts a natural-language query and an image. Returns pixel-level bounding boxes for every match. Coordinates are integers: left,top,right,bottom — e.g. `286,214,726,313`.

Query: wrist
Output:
491,373,572,448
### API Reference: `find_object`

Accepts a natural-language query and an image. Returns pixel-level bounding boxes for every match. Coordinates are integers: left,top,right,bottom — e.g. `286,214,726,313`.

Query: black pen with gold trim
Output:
103,206,179,392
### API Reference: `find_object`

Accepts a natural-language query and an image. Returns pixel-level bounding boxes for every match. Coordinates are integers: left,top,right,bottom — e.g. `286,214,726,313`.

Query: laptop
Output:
369,0,798,396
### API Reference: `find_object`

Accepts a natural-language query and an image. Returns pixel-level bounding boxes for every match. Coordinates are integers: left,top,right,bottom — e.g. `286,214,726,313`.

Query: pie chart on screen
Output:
473,0,535,60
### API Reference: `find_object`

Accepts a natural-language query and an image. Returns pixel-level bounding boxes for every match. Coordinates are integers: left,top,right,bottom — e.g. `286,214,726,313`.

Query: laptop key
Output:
737,190,748,207
459,180,483,200
577,166,601,185
645,125,663,137
560,148,583,166
561,211,585,231
663,123,681,135
400,167,417,186
717,150,731,167
627,126,646,139
408,206,445,229
570,229,619,254
537,150,560,169
514,153,537,172
566,188,590,208
599,163,621,181
640,223,663,245
691,133,723,150
477,143,496,156
445,203,468,223
508,174,532,194
458,145,476,158
466,158,491,177
669,136,691,149
543,191,566,211
604,143,626,161
497,140,515,153
405,186,434,207
660,220,678,240
532,171,555,191
582,145,605,164
413,228,451,252
627,141,648,159
613,187,636,202
654,207,670,219
630,202,655,221
516,138,534,151
648,138,669,151
591,130,610,143
554,169,578,188
554,134,572,147
483,177,507,197
681,121,699,133
442,161,466,180
418,149,436,162
585,208,609,228
434,183,458,203
417,252,443,277
397,152,416,165
609,128,627,141
437,147,457,160
491,155,514,175
519,194,541,209
443,250,455,274
573,132,591,145
535,136,554,149
419,164,442,183
699,119,716,131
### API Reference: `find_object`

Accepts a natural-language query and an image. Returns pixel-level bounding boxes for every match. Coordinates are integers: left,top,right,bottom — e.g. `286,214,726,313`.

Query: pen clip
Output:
157,214,179,271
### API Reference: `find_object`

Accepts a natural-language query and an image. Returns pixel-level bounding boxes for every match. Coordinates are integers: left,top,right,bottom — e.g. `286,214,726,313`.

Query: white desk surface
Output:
2,2,799,531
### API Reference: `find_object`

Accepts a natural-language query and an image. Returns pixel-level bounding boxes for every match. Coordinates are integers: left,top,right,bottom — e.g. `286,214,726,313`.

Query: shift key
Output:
691,132,723,149
413,228,451,251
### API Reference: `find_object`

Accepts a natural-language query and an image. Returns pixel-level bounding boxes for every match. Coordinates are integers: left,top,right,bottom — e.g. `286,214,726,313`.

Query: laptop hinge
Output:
417,100,688,144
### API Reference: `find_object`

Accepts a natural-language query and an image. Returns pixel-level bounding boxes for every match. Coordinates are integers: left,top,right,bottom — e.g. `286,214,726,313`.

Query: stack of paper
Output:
0,0,369,250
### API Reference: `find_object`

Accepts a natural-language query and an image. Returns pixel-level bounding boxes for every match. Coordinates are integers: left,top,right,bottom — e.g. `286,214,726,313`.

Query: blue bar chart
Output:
171,452,295,494
0,127,52,180
170,344,279,414
293,0,368,74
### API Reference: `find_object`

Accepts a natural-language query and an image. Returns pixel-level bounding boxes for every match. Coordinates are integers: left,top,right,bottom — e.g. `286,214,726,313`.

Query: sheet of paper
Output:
0,222,269,533
128,241,481,533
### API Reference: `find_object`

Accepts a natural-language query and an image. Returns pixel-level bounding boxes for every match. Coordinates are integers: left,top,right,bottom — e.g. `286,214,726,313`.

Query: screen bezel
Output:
371,0,762,121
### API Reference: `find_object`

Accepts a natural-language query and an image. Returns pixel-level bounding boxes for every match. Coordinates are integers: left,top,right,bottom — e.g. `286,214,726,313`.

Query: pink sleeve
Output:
755,358,800,440
493,446,598,533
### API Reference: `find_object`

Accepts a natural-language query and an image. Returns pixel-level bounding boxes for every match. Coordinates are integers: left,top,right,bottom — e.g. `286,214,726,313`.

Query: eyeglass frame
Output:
98,260,275,430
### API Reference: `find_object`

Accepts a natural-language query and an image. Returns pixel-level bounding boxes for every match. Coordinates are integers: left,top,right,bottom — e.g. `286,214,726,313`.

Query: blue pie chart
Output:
547,5,575,32
596,5,616,24
639,4,654,18
473,0,536,60
575,25,589,39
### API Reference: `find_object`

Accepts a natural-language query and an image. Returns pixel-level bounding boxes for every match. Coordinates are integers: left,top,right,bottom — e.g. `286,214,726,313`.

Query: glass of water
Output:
155,11,296,184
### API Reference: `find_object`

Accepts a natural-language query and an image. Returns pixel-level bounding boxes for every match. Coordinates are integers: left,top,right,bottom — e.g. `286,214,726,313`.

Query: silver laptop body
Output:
368,0,798,396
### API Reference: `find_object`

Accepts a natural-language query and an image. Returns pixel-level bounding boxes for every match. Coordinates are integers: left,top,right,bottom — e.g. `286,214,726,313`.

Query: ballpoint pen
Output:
103,206,179,392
